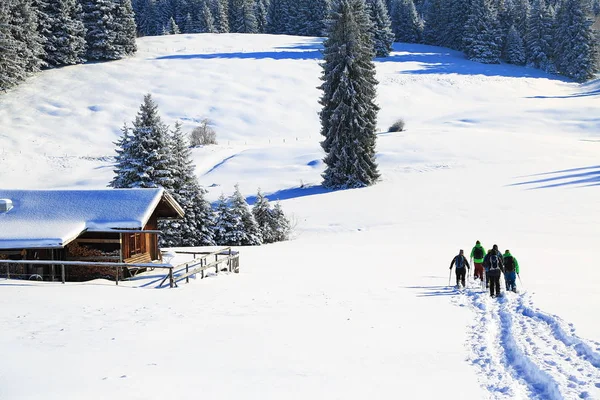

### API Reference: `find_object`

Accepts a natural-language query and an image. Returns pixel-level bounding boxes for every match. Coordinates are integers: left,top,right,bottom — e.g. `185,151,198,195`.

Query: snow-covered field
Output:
1,33,600,399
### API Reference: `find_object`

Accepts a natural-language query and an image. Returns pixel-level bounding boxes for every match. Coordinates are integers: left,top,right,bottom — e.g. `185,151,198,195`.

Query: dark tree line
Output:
1,0,137,92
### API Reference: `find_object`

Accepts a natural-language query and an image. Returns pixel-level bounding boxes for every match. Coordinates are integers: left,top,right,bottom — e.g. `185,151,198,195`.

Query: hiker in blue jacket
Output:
483,245,504,297
449,249,470,288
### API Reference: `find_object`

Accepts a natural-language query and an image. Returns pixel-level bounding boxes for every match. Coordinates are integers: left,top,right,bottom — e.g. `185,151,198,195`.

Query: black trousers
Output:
489,274,501,297
456,268,466,287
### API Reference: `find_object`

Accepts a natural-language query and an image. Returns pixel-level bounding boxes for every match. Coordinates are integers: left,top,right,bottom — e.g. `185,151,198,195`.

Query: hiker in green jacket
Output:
503,250,520,292
470,240,486,281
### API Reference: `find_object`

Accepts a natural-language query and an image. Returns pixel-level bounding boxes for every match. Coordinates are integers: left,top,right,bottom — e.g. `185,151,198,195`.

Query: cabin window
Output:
129,233,143,255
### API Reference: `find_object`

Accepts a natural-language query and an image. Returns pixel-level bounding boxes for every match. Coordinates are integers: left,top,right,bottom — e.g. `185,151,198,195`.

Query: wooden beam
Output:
74,239,121,244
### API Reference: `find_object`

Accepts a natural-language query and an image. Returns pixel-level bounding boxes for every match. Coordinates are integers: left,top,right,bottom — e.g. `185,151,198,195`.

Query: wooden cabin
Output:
0,188,183,281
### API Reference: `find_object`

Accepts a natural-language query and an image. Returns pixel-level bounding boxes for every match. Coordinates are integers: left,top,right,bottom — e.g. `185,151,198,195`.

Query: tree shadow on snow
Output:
155,50,322,61
404,285,463,298
509,165,600,189
379,43,568,81
245,184,334,205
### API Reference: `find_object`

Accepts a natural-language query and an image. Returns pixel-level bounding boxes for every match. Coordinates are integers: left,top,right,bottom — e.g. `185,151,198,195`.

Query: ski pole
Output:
448,269,452,287
518,273,523,290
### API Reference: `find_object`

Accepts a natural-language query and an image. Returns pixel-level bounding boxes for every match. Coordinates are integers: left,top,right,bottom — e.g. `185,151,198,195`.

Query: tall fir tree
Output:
366,0,394,56
133,0,161,36
214,193,245,245
320,0,380,188
38,0,87,67
230,184,262,245
270,201,291,242
391,0,422,43
160,123,216,246
229,0,258,32
554,0,599,81
199,1,216,32
526,0,555,71
0,0,25,90
10,0,46,74
422,0,443,45
255,0,269,33
212,0,230,32
267,0,291,33
463,0,502,63
164,15,181,33
505,24,526,64
110,94,175,189
81,0,117,60
252,190,275,243
112,0,138,57
442,0,469,50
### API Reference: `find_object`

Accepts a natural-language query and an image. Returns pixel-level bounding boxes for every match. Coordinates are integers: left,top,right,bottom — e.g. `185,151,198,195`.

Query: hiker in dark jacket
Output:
503,250,520,292
449,249,470,287
483,244,504,297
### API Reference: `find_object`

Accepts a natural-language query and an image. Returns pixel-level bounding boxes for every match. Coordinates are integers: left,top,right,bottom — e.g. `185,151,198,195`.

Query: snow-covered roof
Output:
0,189,183,250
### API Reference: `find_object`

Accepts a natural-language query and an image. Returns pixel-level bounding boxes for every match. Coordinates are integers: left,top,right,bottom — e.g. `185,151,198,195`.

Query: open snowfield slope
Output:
1,34,600,399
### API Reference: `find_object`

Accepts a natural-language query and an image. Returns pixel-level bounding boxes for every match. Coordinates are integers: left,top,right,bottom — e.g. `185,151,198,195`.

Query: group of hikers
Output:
449,241,520,298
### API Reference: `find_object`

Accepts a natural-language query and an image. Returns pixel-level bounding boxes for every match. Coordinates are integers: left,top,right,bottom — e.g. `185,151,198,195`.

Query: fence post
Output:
228,248,232,272
61,264,65,284
116,265,119,286
215,254,218,274
186,262,189,283
169,267,174,288
201,258,205,279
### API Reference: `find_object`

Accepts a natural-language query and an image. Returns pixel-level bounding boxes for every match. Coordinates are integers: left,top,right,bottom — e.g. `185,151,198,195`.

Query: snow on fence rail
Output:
0,247,239,289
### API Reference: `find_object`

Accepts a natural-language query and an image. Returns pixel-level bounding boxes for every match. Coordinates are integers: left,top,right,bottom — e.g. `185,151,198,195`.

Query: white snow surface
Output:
1,34,600,399
0,188,166,248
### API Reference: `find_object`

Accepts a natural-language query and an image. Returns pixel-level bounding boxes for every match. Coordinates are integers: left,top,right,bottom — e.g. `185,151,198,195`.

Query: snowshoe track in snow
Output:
454,286,600,399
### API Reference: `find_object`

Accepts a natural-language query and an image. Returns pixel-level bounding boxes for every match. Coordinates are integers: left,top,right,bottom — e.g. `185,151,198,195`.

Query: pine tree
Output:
442,0,469,50
165,15,181,33
422,0,443,45
113,0,138,57
391,0,422,44
229,0,258,32
267,0,290,33
0,0,25,91
160,122,216,246
367,0,394,56
212,0,229,32
214,193,245,245
554,0,599,81
132,0,161,36
81,0,116,60
9,0,46,74
270,201,291,242
38,0,87,66
199,1,216,32
526,0,555,71
463,0,502,64
505,24,525,64
110,94,175,189
252,190,275,243
230,184,262,245
255,0,268,33
320,0,380,189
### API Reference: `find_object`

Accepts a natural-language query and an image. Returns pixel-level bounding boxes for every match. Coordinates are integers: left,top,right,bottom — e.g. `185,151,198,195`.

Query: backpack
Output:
489,254,501,270
504,256,515,272
456,255,465,269
473,246,484,259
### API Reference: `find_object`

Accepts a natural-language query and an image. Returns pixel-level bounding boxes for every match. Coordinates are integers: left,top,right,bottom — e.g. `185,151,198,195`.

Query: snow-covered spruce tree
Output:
320,0,380,189
0,0,25,91
295,0,330,36
9,0,46,74
252,190,275,243
505,24,525,64
110,124,137,188
554,0,599,81
110,93,175,189
462,0,502,63
390,0,422,44
267,0,291,33
213,194,245,245
199,1,216,32
160,123,216,247
230,184,262,245
165,16,181,33
366,0,394,57
442,0,469,50
38,0,87,67
255,0,269,33
112,0,138,57
270,201,291,241
229,0,258,32
525,0,555,71
81,0,116,60
422,0,443,45
132,0,161,36
212,0,230,32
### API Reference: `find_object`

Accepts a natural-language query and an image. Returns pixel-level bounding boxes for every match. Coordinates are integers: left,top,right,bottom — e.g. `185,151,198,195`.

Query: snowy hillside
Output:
1,34,600,399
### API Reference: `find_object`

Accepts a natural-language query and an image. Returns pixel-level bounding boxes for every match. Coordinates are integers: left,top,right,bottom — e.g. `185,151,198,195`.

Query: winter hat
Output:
476,240,480,245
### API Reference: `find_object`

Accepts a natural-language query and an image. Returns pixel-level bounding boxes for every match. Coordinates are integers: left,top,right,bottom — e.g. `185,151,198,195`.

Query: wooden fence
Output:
0,247,239,289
